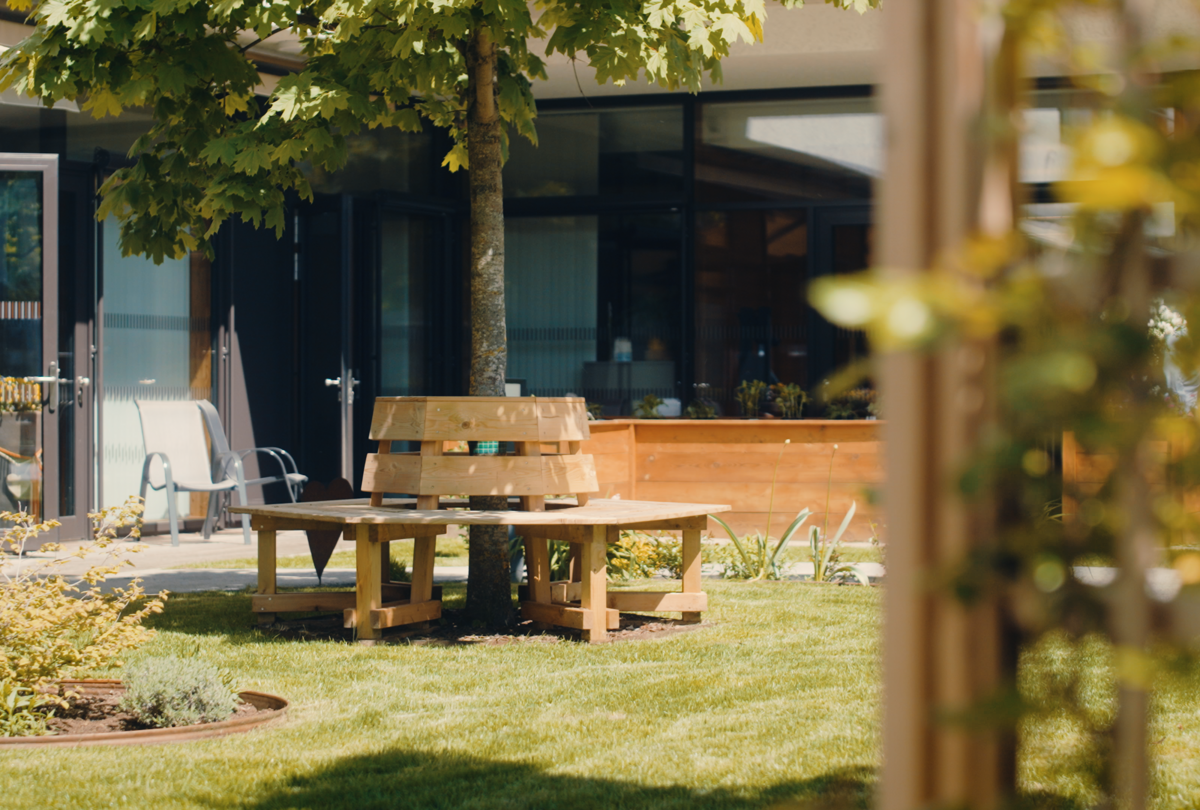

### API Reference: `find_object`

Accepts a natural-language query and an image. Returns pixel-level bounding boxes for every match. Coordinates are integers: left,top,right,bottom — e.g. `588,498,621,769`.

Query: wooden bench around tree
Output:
231,396,730,642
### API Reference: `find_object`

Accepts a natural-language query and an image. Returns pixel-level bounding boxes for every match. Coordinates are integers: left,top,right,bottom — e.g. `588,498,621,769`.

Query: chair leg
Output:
164,483,181,548
202,492,220,540
235,483,252,545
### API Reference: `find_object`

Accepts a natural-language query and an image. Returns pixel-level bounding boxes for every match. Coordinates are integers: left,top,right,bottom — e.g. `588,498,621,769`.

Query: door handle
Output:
26,362,69,410
325,377,341,387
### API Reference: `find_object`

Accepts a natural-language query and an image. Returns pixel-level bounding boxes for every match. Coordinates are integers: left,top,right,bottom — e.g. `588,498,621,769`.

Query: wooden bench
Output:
232,396,729,642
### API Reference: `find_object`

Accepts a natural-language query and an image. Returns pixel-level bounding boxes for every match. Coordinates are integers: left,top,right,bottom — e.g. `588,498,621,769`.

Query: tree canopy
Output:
1,0,872,263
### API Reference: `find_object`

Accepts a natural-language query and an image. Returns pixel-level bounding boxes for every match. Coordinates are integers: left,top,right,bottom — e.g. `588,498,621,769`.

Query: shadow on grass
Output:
235,749,876,810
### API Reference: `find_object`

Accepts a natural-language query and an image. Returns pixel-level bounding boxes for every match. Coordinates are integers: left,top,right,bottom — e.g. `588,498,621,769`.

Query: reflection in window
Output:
698,98,881,203
306,128,433,196
694,209,809,412
505,214,682,413
505,106,684,198
379,212,429,396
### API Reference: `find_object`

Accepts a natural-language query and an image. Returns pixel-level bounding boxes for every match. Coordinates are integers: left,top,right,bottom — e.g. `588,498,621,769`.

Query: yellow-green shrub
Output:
0,498,167,703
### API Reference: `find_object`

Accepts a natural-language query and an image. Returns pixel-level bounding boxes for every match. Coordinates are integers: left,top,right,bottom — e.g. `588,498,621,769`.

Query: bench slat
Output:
362,454,599,497
368,397,589,442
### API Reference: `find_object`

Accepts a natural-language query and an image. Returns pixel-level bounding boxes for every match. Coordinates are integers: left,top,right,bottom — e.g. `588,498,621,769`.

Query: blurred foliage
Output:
808,0,1200,803
770,383,809,419
735,379,768,418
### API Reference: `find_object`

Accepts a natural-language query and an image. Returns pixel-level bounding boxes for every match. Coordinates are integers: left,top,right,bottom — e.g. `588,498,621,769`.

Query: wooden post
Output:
256,525,277,626
525,536,552,604
355,524,382,642
579,525,610,643
411,535,436,605
879,0,1010,805
681,528,702,623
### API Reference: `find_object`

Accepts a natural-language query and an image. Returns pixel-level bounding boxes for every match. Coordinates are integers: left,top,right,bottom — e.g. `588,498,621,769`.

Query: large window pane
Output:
698,98,881,203
100,220,211,519
307,128,433,196
505,106,684,198
379,211,429,396
694,209,810,412
505,213,682,413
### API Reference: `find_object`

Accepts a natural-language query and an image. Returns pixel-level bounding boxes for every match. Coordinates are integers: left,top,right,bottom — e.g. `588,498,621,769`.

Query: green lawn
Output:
5,580,1199,810
0,582,882,810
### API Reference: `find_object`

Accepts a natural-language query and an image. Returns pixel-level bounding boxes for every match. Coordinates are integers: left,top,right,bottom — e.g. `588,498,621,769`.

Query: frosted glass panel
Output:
100,220,205,519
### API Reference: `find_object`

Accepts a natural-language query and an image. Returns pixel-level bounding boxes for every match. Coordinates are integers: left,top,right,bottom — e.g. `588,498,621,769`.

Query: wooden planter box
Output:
581,419,884,540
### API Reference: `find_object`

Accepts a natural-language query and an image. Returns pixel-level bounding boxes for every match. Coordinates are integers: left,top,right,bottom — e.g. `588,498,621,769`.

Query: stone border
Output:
0,680,288,748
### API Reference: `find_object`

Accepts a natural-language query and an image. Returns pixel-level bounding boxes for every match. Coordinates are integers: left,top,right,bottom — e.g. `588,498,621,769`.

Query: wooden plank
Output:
619,516,709,531
512,524,598,544
370,599,442,630
252,592,356,613
525,536,552,603
410,535,436,604
256,527,277,624
520,601,620,630
635,481,867,514
550,580,581,603
354,524,382,641
636,449,885,484
581,525,612,642
257,528,276,596
681,528,703,622
536,399,590,442
361,454,599,497
232,497,728,525
632,420,883,445
606,591,708,613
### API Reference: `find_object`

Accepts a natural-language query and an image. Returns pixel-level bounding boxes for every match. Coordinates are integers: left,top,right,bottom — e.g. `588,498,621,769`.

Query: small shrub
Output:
608,531,682,580
825,387,876,420
734,380,768,417
0,498,166,705
0,681,52,737
118,656,238,728
388,556,411,583
709,511,808,580
633,394,665,418
770,383,808,418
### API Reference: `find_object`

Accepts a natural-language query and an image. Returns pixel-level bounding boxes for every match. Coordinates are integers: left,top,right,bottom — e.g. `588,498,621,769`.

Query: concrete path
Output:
0,527,470,594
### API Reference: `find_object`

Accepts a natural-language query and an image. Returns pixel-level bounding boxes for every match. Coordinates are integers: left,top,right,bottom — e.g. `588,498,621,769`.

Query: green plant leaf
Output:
709,513,754,578
829,500,857,546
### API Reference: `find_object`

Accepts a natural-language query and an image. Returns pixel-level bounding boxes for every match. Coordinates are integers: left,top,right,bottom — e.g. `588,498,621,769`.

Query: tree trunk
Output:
464,26,514,627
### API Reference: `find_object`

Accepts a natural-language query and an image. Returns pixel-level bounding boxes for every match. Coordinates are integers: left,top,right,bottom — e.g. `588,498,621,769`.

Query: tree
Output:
0,0,875,625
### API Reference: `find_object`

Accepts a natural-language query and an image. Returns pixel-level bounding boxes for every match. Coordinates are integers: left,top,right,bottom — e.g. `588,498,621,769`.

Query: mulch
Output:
44,692,267,736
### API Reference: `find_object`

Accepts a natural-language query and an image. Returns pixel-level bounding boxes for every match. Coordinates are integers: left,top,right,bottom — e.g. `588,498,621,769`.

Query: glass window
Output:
505,106,684,198
505,213,682,413
0,172,43,378
100,219,211,519
694,209,809,412
307,128,433,196
65,106,153,164
698,98,881,203
378,211,429,396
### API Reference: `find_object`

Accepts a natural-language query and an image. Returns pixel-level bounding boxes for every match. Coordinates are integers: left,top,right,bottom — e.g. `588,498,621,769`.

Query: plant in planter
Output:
734,379,768,418
118,656,238,728
633,394,666,418
770,383,808,419
826,387,877,420
0,498,165,736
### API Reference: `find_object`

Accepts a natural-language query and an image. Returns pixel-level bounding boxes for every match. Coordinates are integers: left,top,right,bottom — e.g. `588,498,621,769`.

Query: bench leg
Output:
411,535,436,604
681,528,702,623
580,526,611,643
256,527,277,626
524,536,552,604
355,524,382,642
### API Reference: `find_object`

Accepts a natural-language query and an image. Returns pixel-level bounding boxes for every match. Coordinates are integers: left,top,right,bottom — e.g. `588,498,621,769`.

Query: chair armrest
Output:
140,451,173,492
214,451,249,489
235,447,300,477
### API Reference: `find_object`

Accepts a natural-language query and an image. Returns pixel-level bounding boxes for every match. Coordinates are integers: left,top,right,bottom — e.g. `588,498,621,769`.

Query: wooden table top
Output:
229,497,729,526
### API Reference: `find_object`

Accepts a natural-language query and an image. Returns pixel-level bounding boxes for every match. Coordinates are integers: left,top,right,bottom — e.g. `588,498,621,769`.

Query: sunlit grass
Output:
0,582,882,810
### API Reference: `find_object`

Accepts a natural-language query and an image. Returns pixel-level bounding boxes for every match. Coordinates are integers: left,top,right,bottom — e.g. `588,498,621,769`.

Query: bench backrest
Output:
360,397,598,510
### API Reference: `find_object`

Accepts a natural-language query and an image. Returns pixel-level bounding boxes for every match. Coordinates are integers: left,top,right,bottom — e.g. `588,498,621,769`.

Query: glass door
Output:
0,153,88,539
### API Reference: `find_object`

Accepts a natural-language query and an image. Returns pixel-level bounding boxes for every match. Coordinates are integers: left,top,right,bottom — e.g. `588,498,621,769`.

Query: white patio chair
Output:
136,400,307,546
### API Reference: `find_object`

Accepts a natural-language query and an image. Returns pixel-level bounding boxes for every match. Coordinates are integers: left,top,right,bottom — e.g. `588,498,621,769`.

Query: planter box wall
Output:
582,420,884,541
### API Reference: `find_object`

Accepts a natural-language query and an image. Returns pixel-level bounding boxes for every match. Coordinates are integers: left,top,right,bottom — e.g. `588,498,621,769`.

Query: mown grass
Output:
0,581,882,810
7,579,1198,810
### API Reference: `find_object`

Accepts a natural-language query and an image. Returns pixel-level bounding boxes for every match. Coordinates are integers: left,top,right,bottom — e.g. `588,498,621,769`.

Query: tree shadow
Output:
234,748,876,810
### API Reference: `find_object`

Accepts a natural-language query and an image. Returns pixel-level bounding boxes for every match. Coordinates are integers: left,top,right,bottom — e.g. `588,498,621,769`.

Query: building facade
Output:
0,4,1123,535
